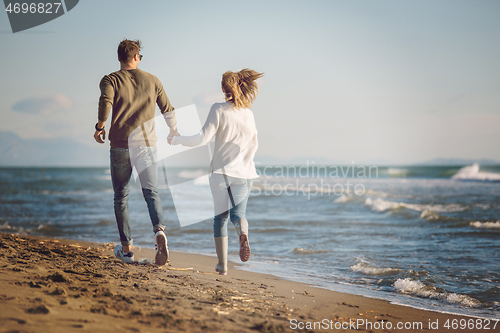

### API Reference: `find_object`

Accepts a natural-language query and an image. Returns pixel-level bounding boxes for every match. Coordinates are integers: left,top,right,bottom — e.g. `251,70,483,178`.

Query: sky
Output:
1,0,499,166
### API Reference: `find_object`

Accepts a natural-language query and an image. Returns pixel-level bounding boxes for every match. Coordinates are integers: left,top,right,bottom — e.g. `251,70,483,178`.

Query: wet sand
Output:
0,232,481,332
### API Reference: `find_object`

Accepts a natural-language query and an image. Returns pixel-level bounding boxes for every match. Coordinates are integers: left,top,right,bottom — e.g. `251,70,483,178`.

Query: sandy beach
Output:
0,232,489,333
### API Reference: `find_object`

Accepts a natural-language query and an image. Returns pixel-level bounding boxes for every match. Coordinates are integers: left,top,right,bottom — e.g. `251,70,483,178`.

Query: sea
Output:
0,163,499,319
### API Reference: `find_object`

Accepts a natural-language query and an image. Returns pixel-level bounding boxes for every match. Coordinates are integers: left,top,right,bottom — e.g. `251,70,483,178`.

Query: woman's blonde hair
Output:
222,69,264,109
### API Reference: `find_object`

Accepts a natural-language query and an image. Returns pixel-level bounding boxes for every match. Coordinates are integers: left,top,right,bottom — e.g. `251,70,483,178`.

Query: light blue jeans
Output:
209,173,253,238
110,147,165,246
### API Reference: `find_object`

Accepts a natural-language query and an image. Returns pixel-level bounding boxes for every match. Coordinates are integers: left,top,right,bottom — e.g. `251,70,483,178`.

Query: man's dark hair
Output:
117,39,142,63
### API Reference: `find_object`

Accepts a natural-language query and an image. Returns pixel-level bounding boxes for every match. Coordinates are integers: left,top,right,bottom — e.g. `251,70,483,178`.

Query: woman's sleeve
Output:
172,104,220,147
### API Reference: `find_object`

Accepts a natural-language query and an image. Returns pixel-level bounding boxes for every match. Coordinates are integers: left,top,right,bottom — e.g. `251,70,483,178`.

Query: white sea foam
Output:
259,183,338,194
293,248,330,254
452,163,500,181
474,203,491,210
420,209,444,221
0,222,27,234
470,221,500,229
334,194,352,203
394,278,428,295
0,222,13,230
351,262,402,276
365,197,400,211
387,168,410,177
365,198,467,213
393,278,480,308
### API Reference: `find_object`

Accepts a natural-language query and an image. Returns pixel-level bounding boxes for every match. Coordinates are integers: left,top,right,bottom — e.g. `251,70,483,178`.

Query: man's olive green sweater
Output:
98,69,176,148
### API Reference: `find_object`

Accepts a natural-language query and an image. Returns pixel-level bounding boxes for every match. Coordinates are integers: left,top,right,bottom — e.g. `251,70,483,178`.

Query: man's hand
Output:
170,136,181,145
94,129,106,144
167,127,180,145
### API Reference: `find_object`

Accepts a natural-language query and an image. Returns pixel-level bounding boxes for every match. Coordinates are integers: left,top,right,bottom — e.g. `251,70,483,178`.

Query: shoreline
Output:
121,239,494,321
0,232,491,332
233,261,494,322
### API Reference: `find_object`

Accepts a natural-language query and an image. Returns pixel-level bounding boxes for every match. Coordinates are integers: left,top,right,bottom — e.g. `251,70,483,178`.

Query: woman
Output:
172,69,263,275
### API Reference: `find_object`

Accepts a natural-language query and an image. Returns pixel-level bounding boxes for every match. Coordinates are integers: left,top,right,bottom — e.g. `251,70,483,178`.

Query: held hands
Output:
94,129,106,144
93,126,178,145
167,127,181,145
170,136,181,145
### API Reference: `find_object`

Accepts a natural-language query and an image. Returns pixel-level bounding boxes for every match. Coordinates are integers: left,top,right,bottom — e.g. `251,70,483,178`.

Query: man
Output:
94,39,178,265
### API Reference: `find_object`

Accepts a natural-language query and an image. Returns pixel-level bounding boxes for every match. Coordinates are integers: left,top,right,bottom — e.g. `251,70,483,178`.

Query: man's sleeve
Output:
98,75,114,122
156,78,177,128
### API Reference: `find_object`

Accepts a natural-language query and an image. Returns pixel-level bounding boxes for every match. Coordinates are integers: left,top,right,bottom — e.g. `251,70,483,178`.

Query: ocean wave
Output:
363,189,389,198
36,224,63,236
473,203,492,210
0,222,28,234
253,228,293,234
387,168,411,177
470,221,500,229
334,194,353,203
257,184,339,194
365,198,467,213
452,164,500,181
292,248,330,255
393,278,480,308
438,168,462,178
420,209,447,221
0,222,14,230
350,262,402,276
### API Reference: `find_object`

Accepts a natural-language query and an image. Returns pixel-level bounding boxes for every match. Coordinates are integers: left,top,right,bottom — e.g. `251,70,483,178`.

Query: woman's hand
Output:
167,127,180,145
170,136,181,145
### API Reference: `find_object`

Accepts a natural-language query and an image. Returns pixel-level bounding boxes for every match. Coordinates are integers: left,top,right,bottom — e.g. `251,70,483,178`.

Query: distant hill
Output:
1,131,498,167
0,131,109,167
255,155,500,166
414,158,500,166
254,155,348,166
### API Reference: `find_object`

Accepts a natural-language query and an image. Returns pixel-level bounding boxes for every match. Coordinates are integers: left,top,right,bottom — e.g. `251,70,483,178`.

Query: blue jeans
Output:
110,147,165,246
209,173,253,238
